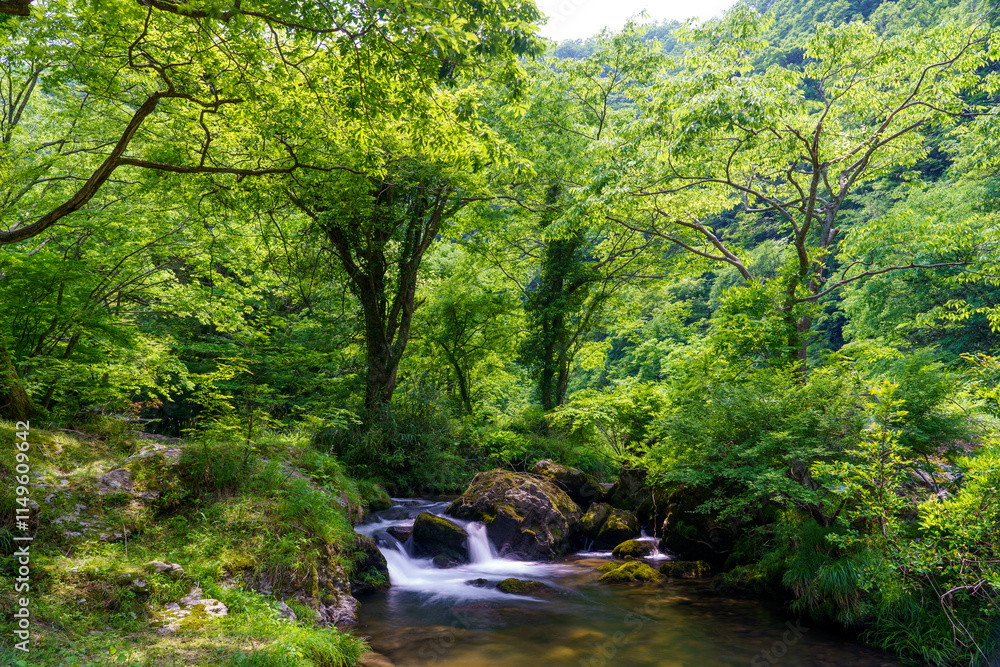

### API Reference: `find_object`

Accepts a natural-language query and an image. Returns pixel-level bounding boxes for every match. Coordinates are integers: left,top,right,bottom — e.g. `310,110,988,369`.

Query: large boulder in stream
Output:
412,513,470,563
581,502,638,550
530,460,604,510
446,470,581,559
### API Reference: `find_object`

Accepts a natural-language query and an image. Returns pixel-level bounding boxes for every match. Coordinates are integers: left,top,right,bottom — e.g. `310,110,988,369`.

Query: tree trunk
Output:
0,343,34,421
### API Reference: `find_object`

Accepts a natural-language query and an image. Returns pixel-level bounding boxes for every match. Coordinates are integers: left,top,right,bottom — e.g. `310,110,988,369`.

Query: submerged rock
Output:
530,460,604,510
447,470,581,559
496,578,550,595
597,561,661,584
611,539,654,559
386,526,412,543
659,560,711,579
581,503,638,550
412,512,470,563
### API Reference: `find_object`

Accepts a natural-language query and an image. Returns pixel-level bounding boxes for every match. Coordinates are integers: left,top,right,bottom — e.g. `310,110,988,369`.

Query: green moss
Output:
611,539,650,559
496,578,549,594
598,561,661,584
597,561,625,573
659,560,711,579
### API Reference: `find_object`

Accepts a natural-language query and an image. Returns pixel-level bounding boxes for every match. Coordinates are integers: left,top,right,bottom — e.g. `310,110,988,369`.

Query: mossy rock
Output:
351,535,390,593
597,561,661,584
591,507,639,550
580,502,611,537
530,459,604,509
496,578,549,594
659,560,711,579
412,512,469,563
597,561,625,573
611,539,654,559
447,470,581,559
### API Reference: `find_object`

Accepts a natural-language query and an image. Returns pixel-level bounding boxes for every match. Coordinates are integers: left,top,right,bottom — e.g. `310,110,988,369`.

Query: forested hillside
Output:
2,0,1000,664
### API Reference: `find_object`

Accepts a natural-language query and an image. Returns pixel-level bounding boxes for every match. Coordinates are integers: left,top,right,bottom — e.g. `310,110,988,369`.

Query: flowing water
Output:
354,499,896,667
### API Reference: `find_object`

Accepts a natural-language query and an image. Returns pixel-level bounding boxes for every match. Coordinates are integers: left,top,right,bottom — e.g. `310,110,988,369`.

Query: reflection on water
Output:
355,500,896,667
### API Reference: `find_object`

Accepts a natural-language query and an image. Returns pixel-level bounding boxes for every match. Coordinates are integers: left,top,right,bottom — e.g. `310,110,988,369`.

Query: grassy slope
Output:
0,421,387,667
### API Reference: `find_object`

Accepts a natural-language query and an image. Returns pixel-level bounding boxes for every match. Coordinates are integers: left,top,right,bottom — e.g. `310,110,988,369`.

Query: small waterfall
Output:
638,528,670,560
466,522,498,564
356,498,567,600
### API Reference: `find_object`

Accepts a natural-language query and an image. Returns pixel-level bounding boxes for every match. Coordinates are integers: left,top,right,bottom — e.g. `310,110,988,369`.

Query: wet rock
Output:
466,578,489,587
659,560,711,579
433,554,461,568
447,470,581,559
386,526,412,543
351,535,390,593
581,503,638,550
531,459,603,510
496,578,549,595
581,502,612,537
412,513,470,563
611,539,655,559
597,561,661,584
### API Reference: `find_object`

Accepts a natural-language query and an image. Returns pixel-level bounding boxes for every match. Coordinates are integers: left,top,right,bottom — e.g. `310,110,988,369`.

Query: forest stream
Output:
354,499,897,667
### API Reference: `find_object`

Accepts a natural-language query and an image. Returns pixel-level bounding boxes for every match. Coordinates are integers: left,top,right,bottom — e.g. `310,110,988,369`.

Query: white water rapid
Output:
356,498,570,601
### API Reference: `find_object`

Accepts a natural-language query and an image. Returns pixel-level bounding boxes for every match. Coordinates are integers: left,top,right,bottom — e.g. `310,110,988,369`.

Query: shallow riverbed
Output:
354,499,896,667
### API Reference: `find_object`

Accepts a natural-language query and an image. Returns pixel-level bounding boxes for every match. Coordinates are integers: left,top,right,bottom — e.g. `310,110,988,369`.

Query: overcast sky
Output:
535,0,737,41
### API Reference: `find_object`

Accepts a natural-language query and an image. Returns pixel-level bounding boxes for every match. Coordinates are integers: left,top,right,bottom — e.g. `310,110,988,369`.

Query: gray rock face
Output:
276,601,297,622
96,443,182,504
240,545,361,627
447,470,581,559
530,459,604,509
146,561,186,579
153,586,228,633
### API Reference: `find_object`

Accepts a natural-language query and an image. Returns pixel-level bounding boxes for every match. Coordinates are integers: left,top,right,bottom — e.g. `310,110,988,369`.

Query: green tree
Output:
600,8,998,367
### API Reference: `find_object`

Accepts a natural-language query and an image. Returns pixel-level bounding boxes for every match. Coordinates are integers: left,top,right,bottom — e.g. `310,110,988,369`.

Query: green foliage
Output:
649,354,866,521
548,381,667,463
